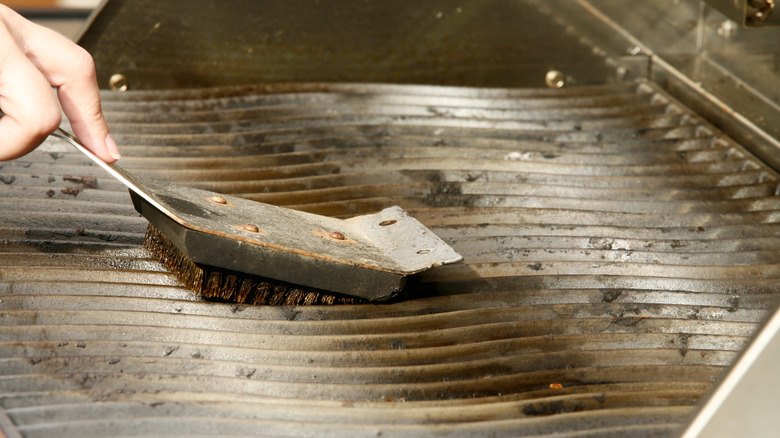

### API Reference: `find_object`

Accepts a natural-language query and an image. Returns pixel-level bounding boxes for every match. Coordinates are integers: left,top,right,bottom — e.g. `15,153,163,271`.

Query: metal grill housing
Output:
1,79,779,437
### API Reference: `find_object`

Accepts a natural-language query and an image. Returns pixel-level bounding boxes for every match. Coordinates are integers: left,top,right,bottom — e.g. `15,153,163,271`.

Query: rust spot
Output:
549,383,563,389
61,187,84,197
379,219,397,226
63,175,97,189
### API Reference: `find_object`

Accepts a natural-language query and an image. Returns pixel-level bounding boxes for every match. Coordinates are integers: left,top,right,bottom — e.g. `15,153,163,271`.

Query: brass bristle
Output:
143,224,361,305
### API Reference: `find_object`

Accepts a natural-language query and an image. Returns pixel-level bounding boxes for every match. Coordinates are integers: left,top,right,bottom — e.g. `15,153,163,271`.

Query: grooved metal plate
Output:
1,80,780,437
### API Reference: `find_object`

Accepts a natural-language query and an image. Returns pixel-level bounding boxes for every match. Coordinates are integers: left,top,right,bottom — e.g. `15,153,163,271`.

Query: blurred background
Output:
5,0,99,7
6,0,100,39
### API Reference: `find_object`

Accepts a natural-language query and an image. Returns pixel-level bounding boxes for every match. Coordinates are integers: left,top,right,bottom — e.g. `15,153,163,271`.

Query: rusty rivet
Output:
379,219,397,226
329,231,346,240
208,195,227,204
241,224,260,233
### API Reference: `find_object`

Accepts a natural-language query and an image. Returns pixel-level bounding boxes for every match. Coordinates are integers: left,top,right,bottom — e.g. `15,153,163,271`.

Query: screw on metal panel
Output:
109,74,129,91
379,220,397,226
717,20,737,38
328,231,346,240
208,195,227,204
545,70,565,89
241,224,260,233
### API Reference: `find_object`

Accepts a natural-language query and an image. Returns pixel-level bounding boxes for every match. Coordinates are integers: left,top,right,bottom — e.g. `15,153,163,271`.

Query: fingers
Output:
0,18,61,161
23,20,120,162
56,50,122,163
0,5,119,163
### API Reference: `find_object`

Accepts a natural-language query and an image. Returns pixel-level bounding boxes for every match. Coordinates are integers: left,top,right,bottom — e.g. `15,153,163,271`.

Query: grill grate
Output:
1,80,779,437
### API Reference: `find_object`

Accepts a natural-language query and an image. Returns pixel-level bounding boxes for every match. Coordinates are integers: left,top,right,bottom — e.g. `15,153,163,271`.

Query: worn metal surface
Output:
52,128,461,299
1,80,779,437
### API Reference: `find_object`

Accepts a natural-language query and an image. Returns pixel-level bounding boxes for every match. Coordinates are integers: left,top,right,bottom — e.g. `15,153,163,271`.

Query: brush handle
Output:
51,127,176,219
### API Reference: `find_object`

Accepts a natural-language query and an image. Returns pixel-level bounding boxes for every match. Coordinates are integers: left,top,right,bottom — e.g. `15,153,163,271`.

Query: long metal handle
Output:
51,127,174,218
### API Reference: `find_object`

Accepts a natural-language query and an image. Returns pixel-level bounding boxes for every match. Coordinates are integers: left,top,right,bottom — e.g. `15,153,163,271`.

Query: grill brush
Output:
51,128,462,304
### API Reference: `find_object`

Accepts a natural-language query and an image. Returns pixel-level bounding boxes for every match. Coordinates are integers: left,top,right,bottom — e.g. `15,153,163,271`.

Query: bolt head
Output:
109,73,128,91
209,195,227,204
242,224,260,233
545,70,565,89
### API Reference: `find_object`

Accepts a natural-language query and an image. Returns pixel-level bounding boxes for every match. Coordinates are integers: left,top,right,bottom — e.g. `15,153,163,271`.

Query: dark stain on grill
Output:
1,79,780,437
522,400,583,417
422,172,471,208
602,289,624,303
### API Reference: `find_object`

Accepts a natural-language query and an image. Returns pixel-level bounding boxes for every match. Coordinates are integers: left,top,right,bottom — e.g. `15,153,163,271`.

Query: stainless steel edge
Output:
651,55,780,172
681,302,780,437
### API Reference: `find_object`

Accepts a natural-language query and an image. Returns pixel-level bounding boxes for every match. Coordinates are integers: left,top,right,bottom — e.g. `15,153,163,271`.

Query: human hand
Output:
0,4,119,163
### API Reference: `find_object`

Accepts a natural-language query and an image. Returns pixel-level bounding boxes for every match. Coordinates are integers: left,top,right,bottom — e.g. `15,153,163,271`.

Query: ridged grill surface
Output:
1,80,779,437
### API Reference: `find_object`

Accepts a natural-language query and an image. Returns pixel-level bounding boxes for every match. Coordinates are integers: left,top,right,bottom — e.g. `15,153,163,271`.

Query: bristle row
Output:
144,224,360,305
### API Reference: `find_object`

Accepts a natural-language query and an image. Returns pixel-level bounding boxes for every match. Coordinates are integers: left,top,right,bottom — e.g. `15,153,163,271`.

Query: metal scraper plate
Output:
54,127,462,300
130,180,462,299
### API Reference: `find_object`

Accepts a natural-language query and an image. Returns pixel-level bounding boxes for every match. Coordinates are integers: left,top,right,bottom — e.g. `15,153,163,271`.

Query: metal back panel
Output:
77,0,619,90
